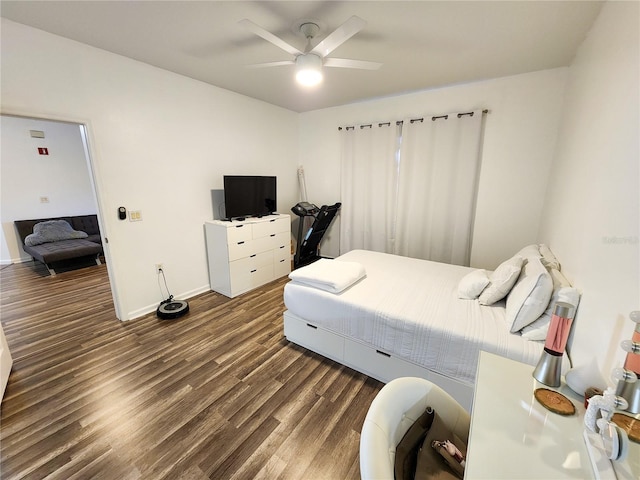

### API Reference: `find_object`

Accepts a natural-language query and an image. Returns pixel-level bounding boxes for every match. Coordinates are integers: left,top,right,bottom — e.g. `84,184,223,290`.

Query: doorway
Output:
0,114,121,319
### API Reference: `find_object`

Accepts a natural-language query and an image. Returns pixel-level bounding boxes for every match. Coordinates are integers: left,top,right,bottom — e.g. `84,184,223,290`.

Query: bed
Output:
283,248,579,410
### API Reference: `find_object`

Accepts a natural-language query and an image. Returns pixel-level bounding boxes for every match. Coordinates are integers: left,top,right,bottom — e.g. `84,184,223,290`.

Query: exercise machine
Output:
291,201,341,269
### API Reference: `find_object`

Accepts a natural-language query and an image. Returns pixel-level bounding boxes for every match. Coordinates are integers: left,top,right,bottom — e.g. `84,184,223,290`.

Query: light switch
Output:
129,210,142,221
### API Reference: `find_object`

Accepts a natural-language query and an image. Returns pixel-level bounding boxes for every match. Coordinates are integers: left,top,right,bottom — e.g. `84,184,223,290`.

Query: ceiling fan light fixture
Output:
295,54,323,87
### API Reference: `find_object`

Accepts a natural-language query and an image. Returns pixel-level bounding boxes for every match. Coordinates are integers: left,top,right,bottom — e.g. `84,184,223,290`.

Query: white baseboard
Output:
0,256,30,265
126,284,210,321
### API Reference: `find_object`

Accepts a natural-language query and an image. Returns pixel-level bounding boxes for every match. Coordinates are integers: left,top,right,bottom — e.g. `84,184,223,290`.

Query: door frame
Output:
0,109,122,320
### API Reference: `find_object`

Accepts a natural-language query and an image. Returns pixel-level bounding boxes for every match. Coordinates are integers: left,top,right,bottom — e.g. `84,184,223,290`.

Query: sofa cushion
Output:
15,215,100,245
71,215,100,236
23,239,102,264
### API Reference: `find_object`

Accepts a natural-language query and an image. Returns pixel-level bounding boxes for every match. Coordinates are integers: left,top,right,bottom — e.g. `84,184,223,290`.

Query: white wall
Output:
538,1,639,379
299,68,568,268
0,116,97,264
1,19,299,320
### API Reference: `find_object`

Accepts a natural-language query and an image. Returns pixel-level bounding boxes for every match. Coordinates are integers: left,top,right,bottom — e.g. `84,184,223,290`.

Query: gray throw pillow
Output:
25,220,88,246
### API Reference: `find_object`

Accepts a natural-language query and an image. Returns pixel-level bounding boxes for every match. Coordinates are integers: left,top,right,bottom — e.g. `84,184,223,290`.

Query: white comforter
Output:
284,249,543,385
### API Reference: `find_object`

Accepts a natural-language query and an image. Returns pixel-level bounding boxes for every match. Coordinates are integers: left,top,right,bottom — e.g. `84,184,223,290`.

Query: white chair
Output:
360,377,471,480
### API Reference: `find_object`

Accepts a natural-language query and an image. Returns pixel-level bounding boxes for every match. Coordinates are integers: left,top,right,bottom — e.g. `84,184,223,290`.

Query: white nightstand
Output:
465,351,595,479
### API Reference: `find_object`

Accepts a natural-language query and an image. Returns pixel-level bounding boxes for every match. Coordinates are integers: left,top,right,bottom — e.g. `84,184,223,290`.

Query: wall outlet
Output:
155,263,163,274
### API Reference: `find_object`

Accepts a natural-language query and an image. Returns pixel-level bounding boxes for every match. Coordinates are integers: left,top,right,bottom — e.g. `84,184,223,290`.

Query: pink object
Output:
623,328,640,375
544,302,575,354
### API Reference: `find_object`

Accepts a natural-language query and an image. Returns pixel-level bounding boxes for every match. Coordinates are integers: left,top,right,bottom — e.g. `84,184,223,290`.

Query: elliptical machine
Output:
291,201,341,269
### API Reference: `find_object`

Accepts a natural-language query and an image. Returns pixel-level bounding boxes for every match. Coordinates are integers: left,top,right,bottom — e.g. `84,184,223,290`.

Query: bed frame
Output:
283,310,475,411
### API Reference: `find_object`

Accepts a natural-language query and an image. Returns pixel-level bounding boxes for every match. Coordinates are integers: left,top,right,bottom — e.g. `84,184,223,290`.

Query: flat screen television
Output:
223,175,277,219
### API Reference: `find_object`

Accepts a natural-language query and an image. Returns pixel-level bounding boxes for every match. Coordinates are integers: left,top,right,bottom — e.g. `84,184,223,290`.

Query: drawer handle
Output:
376,350,391,358
279,245,285,249
250,254,257,258
306,323,318,329
270,234,276,237
237,241,245,245
279,259,285,263
235,225,244,228
250,269,257,273
270,219,276,222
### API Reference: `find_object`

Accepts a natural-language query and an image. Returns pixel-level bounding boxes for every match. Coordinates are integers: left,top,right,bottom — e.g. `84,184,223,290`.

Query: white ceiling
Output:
1,1,604,113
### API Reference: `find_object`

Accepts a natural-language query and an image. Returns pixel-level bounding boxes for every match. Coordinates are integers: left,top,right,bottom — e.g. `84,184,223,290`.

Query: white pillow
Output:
506,258,553,333
539,244,561,270
457,269,490,299
514,244,541,262
520,268,570,339
478,256,524,306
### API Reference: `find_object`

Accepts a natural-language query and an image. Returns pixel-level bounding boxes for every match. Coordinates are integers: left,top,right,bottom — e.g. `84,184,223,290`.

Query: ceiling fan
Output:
238,15,382,86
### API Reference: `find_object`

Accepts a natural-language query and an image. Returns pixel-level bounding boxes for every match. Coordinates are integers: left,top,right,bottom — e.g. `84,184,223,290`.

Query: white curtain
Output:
340,110,484,266
395,111,483,265
340,123,400,254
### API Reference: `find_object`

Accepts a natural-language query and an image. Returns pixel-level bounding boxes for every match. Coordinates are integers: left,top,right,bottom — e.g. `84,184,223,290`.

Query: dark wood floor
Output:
0,261,383,479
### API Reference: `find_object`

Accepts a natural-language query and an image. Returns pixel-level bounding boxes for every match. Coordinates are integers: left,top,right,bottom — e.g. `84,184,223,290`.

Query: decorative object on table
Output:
584,386,604,408
533,388,576,415
614,310,640,414
584,387,630,461
533,301,575,387
611,412,640,444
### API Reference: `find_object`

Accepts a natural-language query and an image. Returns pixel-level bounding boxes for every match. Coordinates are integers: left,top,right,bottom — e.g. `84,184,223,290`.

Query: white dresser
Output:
204,214,291,298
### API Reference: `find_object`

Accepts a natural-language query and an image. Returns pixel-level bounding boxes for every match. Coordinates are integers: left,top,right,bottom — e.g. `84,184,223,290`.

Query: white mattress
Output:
284,249,544,385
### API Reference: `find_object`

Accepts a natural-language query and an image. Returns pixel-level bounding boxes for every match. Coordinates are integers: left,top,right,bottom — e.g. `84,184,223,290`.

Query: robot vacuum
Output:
156,297,189,320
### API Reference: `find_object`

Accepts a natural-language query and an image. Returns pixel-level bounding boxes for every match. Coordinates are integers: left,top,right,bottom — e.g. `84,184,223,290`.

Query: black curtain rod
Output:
338,109,489,131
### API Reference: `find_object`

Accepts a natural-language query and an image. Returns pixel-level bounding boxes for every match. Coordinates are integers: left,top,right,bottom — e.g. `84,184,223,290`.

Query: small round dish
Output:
534,388,576,415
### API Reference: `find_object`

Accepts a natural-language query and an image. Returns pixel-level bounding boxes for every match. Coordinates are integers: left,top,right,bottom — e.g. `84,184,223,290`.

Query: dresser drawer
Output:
248,249,273,268
252,217,290,238
228,238,254,262
274,256,291,278
270,231,290,249
229,251,273,293
227,223,252,244
249,264,275,289
274,242,289,261
251,235,276,256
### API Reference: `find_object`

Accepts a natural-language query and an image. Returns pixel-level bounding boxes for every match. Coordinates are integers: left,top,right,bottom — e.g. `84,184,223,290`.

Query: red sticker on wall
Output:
38,147,49,155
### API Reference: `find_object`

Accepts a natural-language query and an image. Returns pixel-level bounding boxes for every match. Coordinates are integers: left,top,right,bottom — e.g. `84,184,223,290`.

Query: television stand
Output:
204,214,291,298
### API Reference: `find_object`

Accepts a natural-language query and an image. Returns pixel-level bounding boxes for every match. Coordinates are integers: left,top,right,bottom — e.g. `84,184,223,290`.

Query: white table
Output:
465,351,594,479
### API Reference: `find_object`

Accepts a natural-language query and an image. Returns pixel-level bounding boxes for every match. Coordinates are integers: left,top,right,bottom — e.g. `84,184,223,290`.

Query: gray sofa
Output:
14,215,103,276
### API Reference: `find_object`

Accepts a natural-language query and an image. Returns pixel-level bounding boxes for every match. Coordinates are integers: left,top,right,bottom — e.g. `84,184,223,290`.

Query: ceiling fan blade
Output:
311,15,366,57
246,60,295,69
238,18,302,56
323,58,382,70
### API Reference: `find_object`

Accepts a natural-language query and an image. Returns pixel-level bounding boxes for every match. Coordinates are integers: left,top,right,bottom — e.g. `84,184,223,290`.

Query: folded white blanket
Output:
288,259,366,293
